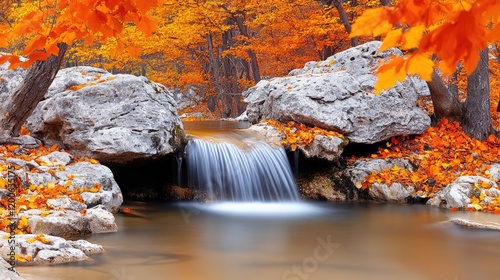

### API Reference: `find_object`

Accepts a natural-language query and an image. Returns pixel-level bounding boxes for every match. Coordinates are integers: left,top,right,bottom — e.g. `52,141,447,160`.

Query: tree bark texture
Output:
234,16,261,83
463,48,494,140
426,70,463,123
322,0,358,47
0,43,68,138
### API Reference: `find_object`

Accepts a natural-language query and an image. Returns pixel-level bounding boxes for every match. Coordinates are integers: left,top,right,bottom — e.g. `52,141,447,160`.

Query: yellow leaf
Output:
402,25,425,49
406,53,434,81
375,56,406,93
380,28,402,51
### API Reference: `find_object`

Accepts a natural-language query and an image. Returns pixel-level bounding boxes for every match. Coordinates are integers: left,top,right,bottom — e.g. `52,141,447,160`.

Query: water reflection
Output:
18,202,500,280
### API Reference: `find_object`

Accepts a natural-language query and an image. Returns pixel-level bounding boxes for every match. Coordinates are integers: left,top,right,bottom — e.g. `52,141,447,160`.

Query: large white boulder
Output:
24,66,184,163
244,41,431,144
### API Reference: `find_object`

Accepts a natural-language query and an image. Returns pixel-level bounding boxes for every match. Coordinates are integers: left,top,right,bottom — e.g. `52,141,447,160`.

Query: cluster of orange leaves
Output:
351,0,500,93
264,119,344,151
354,118,500,213
0,133,102,234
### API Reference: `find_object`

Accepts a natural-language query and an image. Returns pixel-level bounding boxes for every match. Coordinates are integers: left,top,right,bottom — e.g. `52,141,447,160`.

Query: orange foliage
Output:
0,142,102,234
0,0,163,68
352,0,500,92
355,118,500,213
264,119,344,151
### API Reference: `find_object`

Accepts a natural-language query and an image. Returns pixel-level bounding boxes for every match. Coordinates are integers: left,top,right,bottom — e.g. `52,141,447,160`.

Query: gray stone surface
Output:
0,258,24,280
0,231,103,266
25,66,184,163
244,41,430,144
368,183,414,203
24,206,118,237
428,176,498,209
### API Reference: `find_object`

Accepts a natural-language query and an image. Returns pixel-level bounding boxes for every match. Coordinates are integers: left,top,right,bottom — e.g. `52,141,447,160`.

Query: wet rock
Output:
368,183,414,203
244,41,430,144
0,231,103,266
86,205,118,233
449,218,500,231
26,210,91,237
428,176,498,209
24,66,184,164
24,206,118,237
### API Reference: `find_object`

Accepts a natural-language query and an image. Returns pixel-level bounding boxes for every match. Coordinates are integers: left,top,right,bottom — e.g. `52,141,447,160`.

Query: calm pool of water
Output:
18,202,500,280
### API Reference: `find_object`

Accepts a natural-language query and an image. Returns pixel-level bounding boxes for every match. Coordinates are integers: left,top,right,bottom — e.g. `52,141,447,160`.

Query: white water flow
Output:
186,137,299,202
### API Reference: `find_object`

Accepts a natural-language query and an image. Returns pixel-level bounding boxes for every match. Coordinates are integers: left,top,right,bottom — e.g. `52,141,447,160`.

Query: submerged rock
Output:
24,66,184,164
244,41,430,144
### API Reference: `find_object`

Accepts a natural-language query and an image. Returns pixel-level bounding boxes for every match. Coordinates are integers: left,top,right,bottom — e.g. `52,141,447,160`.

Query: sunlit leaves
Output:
357,118,500,212
352,0,500,90
264,119,343,151
0,0,163,68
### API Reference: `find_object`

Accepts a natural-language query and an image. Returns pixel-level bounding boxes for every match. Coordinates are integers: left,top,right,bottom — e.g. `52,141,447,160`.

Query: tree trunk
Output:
380,0,391,6
463,48,494,140
0,43,68,138
205,33,223,114
447,67,460,98
233,16,261,83
426,70,463,123
323,0,358,47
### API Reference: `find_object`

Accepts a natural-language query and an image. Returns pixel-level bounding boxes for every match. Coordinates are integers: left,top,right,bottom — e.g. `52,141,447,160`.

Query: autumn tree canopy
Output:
0,0,163,138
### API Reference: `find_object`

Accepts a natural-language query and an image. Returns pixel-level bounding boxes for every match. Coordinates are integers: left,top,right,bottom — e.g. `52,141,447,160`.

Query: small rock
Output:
450,218,500,231
67,240,104,255
368,183,414,203
86,205,118,233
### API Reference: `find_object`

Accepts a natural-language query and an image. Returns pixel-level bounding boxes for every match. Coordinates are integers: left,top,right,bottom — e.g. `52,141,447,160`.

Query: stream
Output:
18,202,500,280
17,121,500,279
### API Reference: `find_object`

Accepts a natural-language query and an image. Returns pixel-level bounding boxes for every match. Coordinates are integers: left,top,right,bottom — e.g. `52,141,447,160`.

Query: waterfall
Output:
186,138,299,202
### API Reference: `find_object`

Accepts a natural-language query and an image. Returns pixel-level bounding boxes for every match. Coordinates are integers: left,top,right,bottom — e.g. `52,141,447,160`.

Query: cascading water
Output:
186,138,299,202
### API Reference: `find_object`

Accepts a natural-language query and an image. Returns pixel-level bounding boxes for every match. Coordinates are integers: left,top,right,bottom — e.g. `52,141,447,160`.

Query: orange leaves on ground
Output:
264,119,343,151
26,233,51,245
0,142,102,233
358,118,500,212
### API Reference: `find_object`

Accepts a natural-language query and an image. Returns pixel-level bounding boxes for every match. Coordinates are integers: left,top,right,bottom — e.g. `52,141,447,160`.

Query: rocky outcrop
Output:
428,176,499,209
0,151,121,238
3,151,123,212
23,66,184,164
244,41,430,144
0,231,104,266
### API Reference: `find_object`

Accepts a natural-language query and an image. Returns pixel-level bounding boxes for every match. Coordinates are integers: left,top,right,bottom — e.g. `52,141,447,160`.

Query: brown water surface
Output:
18,202,500,280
